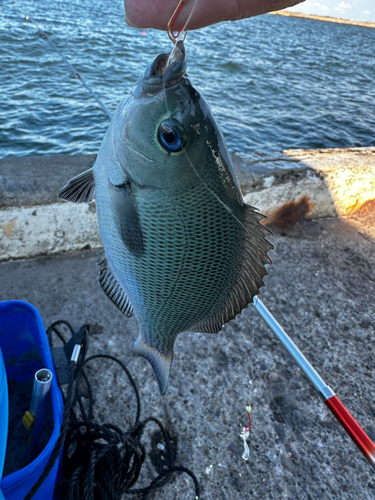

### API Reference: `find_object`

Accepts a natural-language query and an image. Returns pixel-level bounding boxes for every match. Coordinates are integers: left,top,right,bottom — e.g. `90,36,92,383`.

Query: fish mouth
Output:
143,40,187,94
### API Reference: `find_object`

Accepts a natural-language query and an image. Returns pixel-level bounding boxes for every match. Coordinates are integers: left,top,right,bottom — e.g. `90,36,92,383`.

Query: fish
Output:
59,41,273,395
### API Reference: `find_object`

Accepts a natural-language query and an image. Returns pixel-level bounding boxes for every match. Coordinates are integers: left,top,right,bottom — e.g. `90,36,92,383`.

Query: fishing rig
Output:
166,0,375,470
8,4,375,498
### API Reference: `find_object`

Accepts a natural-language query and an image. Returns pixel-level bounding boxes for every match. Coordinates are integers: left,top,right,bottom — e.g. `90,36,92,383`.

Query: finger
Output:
124,0,305,31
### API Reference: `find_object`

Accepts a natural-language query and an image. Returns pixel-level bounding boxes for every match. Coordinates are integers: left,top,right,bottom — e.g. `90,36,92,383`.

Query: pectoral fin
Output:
108,180,144,257
59,168,95,203
132,334,173,395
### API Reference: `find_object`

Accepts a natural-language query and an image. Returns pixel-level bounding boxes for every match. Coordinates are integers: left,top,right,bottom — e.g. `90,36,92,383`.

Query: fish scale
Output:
139,188,242,337
59,41,273,394
101,182,240,337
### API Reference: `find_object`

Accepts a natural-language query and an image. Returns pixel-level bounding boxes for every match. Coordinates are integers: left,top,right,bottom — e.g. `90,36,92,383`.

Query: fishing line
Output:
22,13,112,120
163,10,267,245
249,296,257,385
180,2,198,35
161,86,252,238
225,311,256,451
163,9,269,460
167,0,198,66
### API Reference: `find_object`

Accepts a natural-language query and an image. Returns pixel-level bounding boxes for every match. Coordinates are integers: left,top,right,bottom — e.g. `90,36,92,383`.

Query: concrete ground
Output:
1,212,374,499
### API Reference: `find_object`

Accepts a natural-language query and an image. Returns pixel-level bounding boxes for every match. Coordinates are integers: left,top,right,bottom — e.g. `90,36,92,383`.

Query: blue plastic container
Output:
0,301,63,500
0,346,9,500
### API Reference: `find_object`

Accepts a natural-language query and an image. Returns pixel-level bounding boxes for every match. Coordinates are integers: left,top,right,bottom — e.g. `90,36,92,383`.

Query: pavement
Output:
1,183,374,498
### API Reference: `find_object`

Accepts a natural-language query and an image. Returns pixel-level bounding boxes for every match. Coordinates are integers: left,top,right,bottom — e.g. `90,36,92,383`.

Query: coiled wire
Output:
24,321,200,500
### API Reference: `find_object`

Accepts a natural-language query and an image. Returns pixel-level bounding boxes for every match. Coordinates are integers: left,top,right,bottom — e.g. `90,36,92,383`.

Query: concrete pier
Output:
0,149,374,499
1,147,374,261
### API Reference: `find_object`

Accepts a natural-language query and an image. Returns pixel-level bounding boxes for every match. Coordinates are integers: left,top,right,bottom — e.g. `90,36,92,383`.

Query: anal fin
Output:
97,255,134,318
59,168,95,203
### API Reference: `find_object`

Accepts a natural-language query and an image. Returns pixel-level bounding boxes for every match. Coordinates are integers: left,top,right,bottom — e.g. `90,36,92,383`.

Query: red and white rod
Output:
253,297,375,469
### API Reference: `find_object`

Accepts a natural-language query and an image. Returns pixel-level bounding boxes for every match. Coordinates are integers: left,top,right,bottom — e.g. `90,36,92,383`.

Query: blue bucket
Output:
0,301,63,500
0,346,9,500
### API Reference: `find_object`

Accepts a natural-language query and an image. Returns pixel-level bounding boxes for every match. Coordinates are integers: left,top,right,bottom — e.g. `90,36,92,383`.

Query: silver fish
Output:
59,42,273,395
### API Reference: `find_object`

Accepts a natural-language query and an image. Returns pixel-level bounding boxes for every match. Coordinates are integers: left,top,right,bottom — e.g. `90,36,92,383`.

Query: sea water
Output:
1,0,374,163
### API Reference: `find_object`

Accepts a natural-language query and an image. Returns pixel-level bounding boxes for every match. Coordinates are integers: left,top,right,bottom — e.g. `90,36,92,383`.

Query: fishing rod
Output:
21,9,375,471
253,296,375,469
24,14,113,120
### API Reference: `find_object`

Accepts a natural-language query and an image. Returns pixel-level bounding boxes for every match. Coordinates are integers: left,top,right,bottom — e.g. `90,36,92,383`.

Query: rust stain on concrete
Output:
1,217,18,238
269,196,313,230
353,199,375,216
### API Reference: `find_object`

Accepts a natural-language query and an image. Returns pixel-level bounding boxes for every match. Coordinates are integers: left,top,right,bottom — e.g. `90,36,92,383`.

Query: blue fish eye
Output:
158,120,183,152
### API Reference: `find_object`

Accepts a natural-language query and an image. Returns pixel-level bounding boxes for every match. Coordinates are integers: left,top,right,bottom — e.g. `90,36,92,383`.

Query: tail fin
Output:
132,334,173,395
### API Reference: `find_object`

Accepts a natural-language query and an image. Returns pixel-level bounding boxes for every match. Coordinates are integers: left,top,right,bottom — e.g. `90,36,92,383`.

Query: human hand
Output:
124,0,305,31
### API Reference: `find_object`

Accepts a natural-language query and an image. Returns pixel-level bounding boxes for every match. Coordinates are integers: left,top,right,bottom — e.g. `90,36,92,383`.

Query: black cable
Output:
47,320,75,347
84,353,141,424
24,321,201,500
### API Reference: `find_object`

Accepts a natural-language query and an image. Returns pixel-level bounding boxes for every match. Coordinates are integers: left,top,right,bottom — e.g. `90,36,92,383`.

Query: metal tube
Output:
0,347,8,499
252,297,334,400
28,369,53,461
30,369,52,417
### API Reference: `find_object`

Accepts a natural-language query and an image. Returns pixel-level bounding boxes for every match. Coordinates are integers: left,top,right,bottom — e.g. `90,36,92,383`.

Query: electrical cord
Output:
24,321,200,500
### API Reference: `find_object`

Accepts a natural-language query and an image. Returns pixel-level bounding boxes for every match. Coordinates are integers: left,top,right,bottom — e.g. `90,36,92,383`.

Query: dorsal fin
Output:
97,255,134,318
59,168,95,203
192,205,273,333
132,334,173,395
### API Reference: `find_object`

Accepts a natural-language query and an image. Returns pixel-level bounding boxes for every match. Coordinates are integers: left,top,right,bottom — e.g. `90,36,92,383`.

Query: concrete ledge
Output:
243,147,375,227
0,154,97,208
0,154,101,261
1,148,374,261
0,203,100,262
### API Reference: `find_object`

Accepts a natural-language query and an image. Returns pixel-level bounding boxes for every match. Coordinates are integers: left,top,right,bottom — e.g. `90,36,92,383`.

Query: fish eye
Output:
158,120,183,152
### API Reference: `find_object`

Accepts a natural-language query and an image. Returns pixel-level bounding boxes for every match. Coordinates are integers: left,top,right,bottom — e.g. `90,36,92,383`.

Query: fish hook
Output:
167,0,188,44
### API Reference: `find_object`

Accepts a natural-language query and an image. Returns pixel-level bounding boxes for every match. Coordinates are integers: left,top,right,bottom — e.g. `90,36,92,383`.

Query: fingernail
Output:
125,15,140,28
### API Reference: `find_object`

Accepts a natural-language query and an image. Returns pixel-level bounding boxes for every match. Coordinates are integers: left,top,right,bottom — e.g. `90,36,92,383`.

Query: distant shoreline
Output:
270,10,375,29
